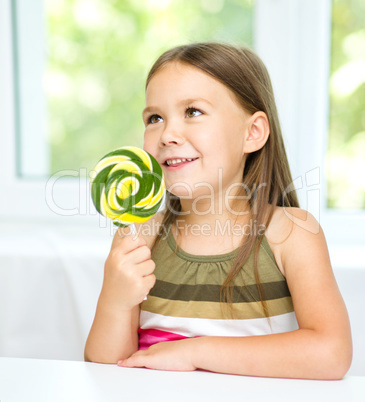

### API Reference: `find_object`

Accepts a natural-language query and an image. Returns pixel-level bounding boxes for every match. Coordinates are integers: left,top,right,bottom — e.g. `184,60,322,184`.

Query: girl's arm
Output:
84,227,156,364
119,209,352,379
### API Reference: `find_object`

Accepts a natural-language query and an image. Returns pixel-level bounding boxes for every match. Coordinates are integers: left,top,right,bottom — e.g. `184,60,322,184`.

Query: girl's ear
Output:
243,111,270,153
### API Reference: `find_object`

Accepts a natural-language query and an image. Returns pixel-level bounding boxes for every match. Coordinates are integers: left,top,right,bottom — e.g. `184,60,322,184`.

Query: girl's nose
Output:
159,123,185,147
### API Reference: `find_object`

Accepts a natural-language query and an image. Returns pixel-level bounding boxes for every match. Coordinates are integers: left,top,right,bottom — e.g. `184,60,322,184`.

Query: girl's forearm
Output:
84,297,139,364
189,329,352,380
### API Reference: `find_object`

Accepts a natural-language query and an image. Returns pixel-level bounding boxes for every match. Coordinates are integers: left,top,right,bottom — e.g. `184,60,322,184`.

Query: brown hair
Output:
147,42,299,316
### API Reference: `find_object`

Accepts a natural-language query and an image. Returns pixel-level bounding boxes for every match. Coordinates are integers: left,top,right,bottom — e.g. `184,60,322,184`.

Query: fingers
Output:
129,245,151,264
143,272,156,288
111,228,146,253
117,351,147,368
104,226,155,308
122,246,155,278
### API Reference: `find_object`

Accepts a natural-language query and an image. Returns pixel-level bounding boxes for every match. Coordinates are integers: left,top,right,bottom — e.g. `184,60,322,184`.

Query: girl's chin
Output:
167,189,193,199
166,182,193,198
167,188,218,202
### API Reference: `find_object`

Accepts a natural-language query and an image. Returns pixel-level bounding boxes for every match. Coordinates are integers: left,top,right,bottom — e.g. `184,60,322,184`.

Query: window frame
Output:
1,0,364,252
1,0,94,225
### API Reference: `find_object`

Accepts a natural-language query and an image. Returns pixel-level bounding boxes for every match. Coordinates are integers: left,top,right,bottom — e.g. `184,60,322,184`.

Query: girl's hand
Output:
118,339,197,372
99,228,156,311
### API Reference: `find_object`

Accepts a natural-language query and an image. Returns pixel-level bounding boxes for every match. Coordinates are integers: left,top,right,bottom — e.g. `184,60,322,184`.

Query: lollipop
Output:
90,146,165,232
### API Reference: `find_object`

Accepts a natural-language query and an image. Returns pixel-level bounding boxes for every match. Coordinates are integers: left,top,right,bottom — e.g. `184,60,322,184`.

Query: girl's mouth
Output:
164,157,198,168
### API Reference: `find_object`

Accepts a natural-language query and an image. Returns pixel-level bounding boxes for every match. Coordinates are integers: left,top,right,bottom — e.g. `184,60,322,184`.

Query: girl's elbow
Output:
331,350,353,380
84,350,93,363
324,358,352,380
321,338,353,380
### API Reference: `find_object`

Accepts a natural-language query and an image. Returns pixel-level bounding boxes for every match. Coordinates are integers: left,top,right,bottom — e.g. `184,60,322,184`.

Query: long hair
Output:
147,42,299,316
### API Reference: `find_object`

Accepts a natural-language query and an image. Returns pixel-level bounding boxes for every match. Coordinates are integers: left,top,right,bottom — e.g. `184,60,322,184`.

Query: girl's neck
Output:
178,197,250,226
170,198,252,255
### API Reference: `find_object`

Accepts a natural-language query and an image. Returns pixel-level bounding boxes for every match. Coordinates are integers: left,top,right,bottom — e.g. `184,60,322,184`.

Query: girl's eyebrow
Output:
142,106,158,119
177,97,213,107
142,97,213,118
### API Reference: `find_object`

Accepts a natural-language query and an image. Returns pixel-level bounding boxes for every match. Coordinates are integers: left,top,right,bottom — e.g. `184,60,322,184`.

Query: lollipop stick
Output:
129,223,137,235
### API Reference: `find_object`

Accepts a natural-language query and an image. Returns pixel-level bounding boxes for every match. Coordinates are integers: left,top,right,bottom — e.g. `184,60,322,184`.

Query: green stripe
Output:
149,279,291,303
141,295,295,319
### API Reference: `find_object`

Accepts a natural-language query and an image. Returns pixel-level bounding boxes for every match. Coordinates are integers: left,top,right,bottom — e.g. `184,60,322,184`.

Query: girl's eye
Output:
186,107,202,118
148,114,163,124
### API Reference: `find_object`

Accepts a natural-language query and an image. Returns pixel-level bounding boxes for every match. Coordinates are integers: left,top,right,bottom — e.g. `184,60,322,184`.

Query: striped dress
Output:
139,231,298,349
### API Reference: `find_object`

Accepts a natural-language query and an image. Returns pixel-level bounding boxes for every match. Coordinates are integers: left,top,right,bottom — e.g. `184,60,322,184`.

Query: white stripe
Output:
140,310,299,338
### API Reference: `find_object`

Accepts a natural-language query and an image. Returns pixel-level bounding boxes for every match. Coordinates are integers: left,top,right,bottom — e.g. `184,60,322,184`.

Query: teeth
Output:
166,158,194,166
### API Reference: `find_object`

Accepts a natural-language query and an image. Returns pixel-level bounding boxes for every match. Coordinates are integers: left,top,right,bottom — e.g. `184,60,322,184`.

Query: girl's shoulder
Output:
267,206,320,239
265,206,322,276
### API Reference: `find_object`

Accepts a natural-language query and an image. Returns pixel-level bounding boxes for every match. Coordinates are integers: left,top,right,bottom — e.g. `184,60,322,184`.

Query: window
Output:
1,0,363,258
18,0,255,177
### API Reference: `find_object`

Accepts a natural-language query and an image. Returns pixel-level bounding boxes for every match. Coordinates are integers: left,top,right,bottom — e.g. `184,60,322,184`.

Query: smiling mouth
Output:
165,158,198,167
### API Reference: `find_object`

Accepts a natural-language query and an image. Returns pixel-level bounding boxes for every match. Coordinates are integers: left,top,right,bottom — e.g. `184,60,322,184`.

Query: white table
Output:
1,357,365,402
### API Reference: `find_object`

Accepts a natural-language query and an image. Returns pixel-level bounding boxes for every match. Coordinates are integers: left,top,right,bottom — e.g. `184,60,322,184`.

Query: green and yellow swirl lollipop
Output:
90,146,165,231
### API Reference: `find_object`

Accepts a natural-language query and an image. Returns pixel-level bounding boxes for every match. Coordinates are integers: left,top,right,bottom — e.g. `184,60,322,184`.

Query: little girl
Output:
85,42,352,379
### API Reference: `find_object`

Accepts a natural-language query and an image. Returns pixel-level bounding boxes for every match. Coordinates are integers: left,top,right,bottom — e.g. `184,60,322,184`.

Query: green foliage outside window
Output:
328,0,365,209
45,0,254,175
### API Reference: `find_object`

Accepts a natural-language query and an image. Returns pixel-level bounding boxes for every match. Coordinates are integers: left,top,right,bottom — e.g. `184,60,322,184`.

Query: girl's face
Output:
143,62,251,201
